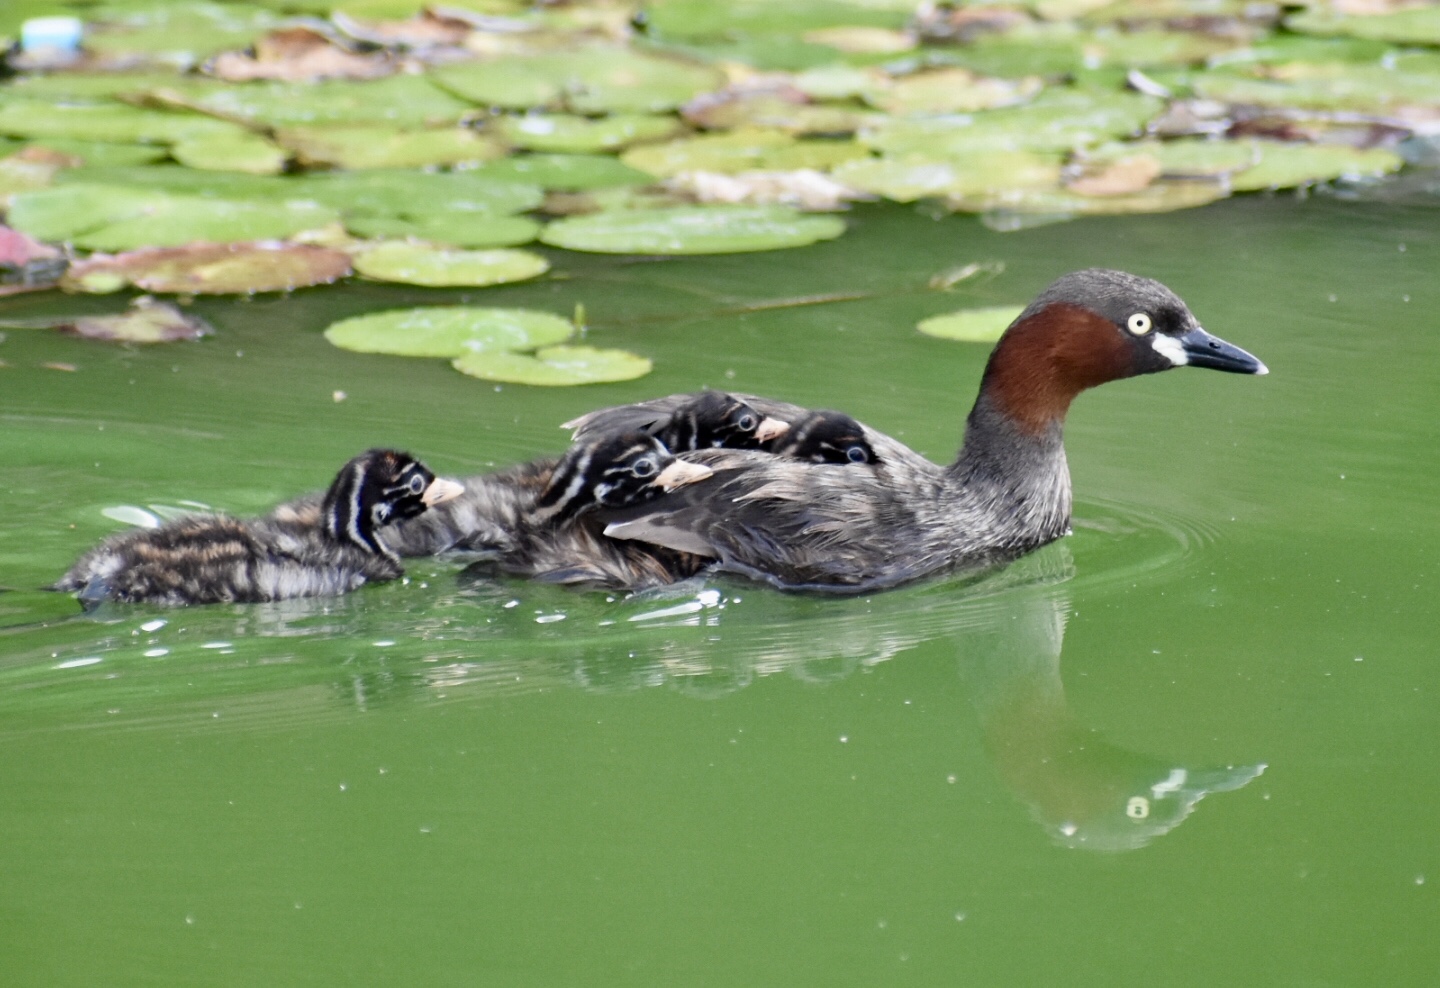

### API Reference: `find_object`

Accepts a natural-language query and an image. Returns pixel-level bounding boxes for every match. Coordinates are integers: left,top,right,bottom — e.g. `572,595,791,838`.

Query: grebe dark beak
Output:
1178,326,1268,376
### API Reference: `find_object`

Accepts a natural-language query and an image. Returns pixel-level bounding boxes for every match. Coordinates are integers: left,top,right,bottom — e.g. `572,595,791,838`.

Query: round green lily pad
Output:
918,306,1024,343
1229,143,1405,192
344,213,541,249
833,151,1062,202
325,306,574,358
622,129,866,177
72,197,340,251
452,345,652,386
353,243,550,287
292,169,544,217
541,205,846,255
155,75,475,128
0,99,251,145
170,133,288,174
466,154,654,191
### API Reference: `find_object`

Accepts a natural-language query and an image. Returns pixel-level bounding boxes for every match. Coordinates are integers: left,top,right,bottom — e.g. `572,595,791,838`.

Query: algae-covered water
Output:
2,191,1438,985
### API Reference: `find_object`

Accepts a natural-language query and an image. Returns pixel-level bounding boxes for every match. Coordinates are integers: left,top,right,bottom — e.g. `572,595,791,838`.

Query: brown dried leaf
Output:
63,297,211,343
665,170,870,211
208,27,393,82
331,10,473,49
1066,154,1163,196
63,242,353,295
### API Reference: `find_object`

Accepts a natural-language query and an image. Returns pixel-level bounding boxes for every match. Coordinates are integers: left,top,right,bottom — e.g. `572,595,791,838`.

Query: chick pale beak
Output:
655,458,714,492
754,417,790,443
421,477,465,506
1178,326,1268,376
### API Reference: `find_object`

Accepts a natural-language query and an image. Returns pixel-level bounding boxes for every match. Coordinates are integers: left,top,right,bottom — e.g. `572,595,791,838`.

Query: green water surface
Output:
2,191,1437,985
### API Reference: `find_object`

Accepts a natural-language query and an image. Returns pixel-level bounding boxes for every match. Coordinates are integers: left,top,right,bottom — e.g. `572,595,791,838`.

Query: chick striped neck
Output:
323,460,401,564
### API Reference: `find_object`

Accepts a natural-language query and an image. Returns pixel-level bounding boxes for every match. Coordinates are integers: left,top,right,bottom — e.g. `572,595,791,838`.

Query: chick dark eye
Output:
632,458,656,478
846,446,869,464
408,474,426,494
736,413,756,432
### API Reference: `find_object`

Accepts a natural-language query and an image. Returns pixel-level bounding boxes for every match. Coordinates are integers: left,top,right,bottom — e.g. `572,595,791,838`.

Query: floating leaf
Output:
918,305,1024,342
73,196,339,251
324,306,573,357
1087,139,1258,177
5,72,189,101
208,25,394,82
833,151,1062,201
682,90,881,135
540,204,845,254
171,133,288,174
1192,64,1440,114
290,169,544,217
433,49,724,114
465,153,654,190
956,180,1228,224
1229,142,1405,191
61,297,212,343
344,213,540,248
353,243,550,286
496,114,683,153
623,129,867,177
452,344,652,386
64,243,352,295
7,184,174,241
0,99,250,145
863,68,1043,115
84,2,281,66
152,75,475,128
645,0,910,39
861,90,1163,155
1066,154,1161,196
0,224,67,296
1287,5,1440,45
23,140,168,167
275,125,504,169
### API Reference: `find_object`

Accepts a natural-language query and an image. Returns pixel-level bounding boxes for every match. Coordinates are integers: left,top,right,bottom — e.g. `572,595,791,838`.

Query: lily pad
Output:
22,140,168,167
84,2,280,66
353,243,550,286
833,151,1062,201
1287,6,1440,45
0,100,251,145
682,90,881,135
861,89,1163,156
623,129,867,177
289,169,544,217
644,0,911,39
918,305,1024,343
433,49,724,114
151,75,475,128
72,195,339,251
954,180,1228,224
863,69,1044,115
5,72,189,101
324,306,573,357
7,184,174,241
171,133,288,174
1192,64,1440,114
275,125,505,169
1229,142,1405,192
465,153,654,190
61,298,212,343
64,242,353,295
344,213,541,248
452,344,652,386
496,114,683,154
540,204,845,254
1086,139,1258,177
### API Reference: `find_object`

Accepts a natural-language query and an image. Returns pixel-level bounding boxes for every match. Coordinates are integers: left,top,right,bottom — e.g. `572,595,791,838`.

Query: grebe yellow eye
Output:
1127,312,1153,335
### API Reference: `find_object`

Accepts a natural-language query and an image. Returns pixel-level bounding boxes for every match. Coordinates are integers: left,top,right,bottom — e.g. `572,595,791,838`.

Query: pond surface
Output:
2,190,1438,985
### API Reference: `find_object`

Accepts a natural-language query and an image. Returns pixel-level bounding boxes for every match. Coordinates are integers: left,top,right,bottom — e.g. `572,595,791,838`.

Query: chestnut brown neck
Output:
977,303,1134,436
